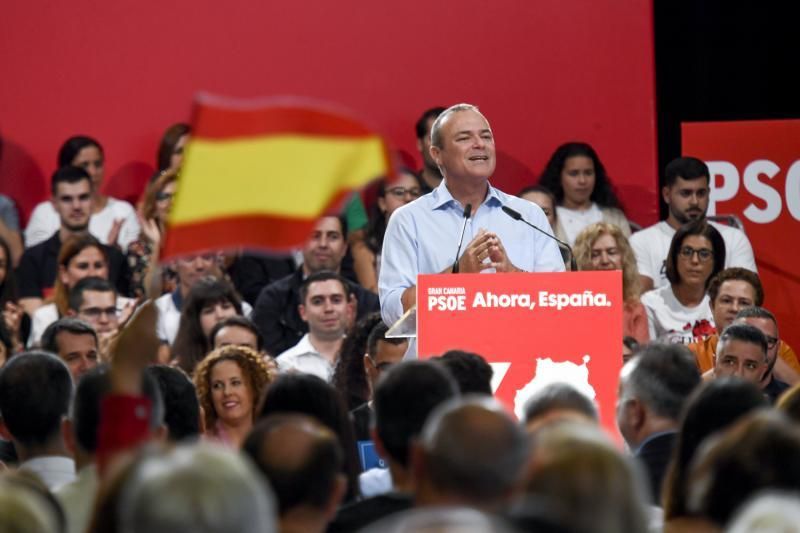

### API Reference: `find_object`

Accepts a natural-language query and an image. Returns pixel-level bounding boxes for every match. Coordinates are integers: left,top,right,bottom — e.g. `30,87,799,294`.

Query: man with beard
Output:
415,107,446,193
630,157,756,292
17,166,130,316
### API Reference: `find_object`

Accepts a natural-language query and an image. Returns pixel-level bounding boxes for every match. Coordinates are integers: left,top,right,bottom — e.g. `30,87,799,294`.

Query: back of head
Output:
415,106,446,140
664,156,709,188
523,421,650,533
662,377,768,518
73,364,164,454
0,351,73,448
688,410,800,527
523,382,598,427
433,350,493,395
727,492,800,533
373,361,459,467
118,443,277,533
419,396,530,504
243,414,343,515
143,365,198,443
621,343,701,421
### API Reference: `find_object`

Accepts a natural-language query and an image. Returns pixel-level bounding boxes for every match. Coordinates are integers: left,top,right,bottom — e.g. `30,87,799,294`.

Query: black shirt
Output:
17,232,132,299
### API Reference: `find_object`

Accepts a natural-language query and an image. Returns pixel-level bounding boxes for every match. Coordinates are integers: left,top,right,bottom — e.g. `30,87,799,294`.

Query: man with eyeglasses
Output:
630,156,757,292
67,276,127,360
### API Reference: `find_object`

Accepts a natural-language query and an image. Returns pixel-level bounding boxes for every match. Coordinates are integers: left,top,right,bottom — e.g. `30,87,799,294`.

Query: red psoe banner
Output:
417,271,622,436
682,120,800,352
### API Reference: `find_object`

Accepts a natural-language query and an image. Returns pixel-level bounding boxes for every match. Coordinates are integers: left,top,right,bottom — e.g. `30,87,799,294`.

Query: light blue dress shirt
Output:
378,180,565,326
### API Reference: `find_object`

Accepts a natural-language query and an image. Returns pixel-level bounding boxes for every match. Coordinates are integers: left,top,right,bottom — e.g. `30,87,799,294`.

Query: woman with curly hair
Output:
195,345,274,448
574,222,649,343
331,311,385,411
538,142,631,246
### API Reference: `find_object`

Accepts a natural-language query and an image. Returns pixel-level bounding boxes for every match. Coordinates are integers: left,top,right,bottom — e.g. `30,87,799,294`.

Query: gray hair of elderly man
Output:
118,443,277,533
416,395,531,507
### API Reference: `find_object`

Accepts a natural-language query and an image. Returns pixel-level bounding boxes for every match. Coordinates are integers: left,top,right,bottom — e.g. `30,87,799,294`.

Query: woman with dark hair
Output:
518,184,557,229
127,168,179,297
156,123,190,173
194,345,274,448
0,236,27,353
351,169,422,293
662,378,767,526
258,373,361,503
538,142,631,246
641,219,725,344
25,135,140,250
173,276,243,374
331,311,384,411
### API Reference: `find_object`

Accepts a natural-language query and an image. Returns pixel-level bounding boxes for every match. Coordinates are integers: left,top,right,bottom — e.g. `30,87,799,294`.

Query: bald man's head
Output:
243,414,344,515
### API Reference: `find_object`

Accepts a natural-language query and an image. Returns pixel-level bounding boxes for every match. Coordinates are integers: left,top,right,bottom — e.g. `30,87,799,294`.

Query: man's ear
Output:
298,304,307,323
626,398,645,432
324,474,348,519
62,418,77,456
661,185,671,204
430,145,442,167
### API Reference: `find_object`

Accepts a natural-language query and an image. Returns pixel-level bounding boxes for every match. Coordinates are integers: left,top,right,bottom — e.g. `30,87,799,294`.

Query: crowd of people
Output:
0,103,798,533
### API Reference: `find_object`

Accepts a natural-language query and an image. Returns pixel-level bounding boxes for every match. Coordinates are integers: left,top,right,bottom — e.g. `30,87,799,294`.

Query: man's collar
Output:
431,179,502,210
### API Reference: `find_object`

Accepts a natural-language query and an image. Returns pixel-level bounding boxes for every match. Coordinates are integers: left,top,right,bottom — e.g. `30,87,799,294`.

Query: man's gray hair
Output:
429,103,485,148
119,443,277,533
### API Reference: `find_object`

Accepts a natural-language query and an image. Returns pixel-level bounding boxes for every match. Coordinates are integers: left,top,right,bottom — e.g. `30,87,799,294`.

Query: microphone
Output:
451,204,473,273
501,205,577,271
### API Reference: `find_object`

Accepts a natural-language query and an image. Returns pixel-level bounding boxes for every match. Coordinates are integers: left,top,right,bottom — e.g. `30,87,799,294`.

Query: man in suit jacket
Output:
616,344,701,504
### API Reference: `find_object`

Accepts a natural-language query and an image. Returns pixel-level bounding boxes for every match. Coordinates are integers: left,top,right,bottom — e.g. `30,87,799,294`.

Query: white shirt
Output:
556,203,604,246
630,221,757,288
641,285,715,344
56,464,98,533
25,197,141,252
359,467,393,498
20,455,77,491
275,333,335,382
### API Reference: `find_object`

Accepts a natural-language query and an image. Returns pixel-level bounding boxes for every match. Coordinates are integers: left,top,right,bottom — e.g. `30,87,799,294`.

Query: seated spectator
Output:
641,219,724,344
331,312,385,412
113,444,277,533
209,315,265,353
687,411,800,528
243,414,347,533
711,323,774,397
537,142,631,246
194,345,273,448
432,350,494,395
252,215,380,356
518,185,557,229
348,320,408,441
0,235,27,352
631,156,756,292
258,373,360,503
0,194,22,267
25,135,140,251
172,276,243,374
513,421,651,533
351,170,423,293
156,122,189,174
616,343,701,503
0,351,75,490
41,318,99,380
17,166,130,316
574,221,649,343
275,271,350,382
523,382,599,433
412,396,530,512
732,307,796,401
144,365,202,443
66,277,127,360
414,106,447,193
127,168,178,298
328,361,459,532
56,364,164,533
661,378,767,524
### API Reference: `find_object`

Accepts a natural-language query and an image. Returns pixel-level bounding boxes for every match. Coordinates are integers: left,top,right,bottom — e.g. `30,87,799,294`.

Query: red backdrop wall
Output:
0,0,658,227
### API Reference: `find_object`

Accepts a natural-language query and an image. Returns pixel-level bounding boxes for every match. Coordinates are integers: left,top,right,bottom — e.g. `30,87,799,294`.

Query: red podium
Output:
415,271,623,435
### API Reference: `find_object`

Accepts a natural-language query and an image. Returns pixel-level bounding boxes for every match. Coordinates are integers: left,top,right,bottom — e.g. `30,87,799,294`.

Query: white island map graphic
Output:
497,355,596,420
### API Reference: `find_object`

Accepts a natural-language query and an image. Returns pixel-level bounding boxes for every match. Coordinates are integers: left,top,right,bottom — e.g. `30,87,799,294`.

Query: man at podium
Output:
379,103,565,327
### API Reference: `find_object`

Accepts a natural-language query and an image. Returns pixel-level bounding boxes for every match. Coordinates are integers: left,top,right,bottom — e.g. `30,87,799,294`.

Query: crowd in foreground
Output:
0,104,798,532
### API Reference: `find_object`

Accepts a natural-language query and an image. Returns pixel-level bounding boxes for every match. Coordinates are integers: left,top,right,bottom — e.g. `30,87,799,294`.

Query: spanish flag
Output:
161,95,392,260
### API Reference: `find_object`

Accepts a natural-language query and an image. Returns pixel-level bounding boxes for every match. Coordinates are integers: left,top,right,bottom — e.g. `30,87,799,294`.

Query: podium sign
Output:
417,271,622,434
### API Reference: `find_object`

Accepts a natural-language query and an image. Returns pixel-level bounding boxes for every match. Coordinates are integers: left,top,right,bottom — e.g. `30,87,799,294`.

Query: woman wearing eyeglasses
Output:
641,219,726,344
127,168,179,298
351,169,424,293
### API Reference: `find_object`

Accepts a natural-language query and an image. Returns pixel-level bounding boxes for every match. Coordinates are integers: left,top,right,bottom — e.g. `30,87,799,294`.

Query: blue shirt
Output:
378,180,565,326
